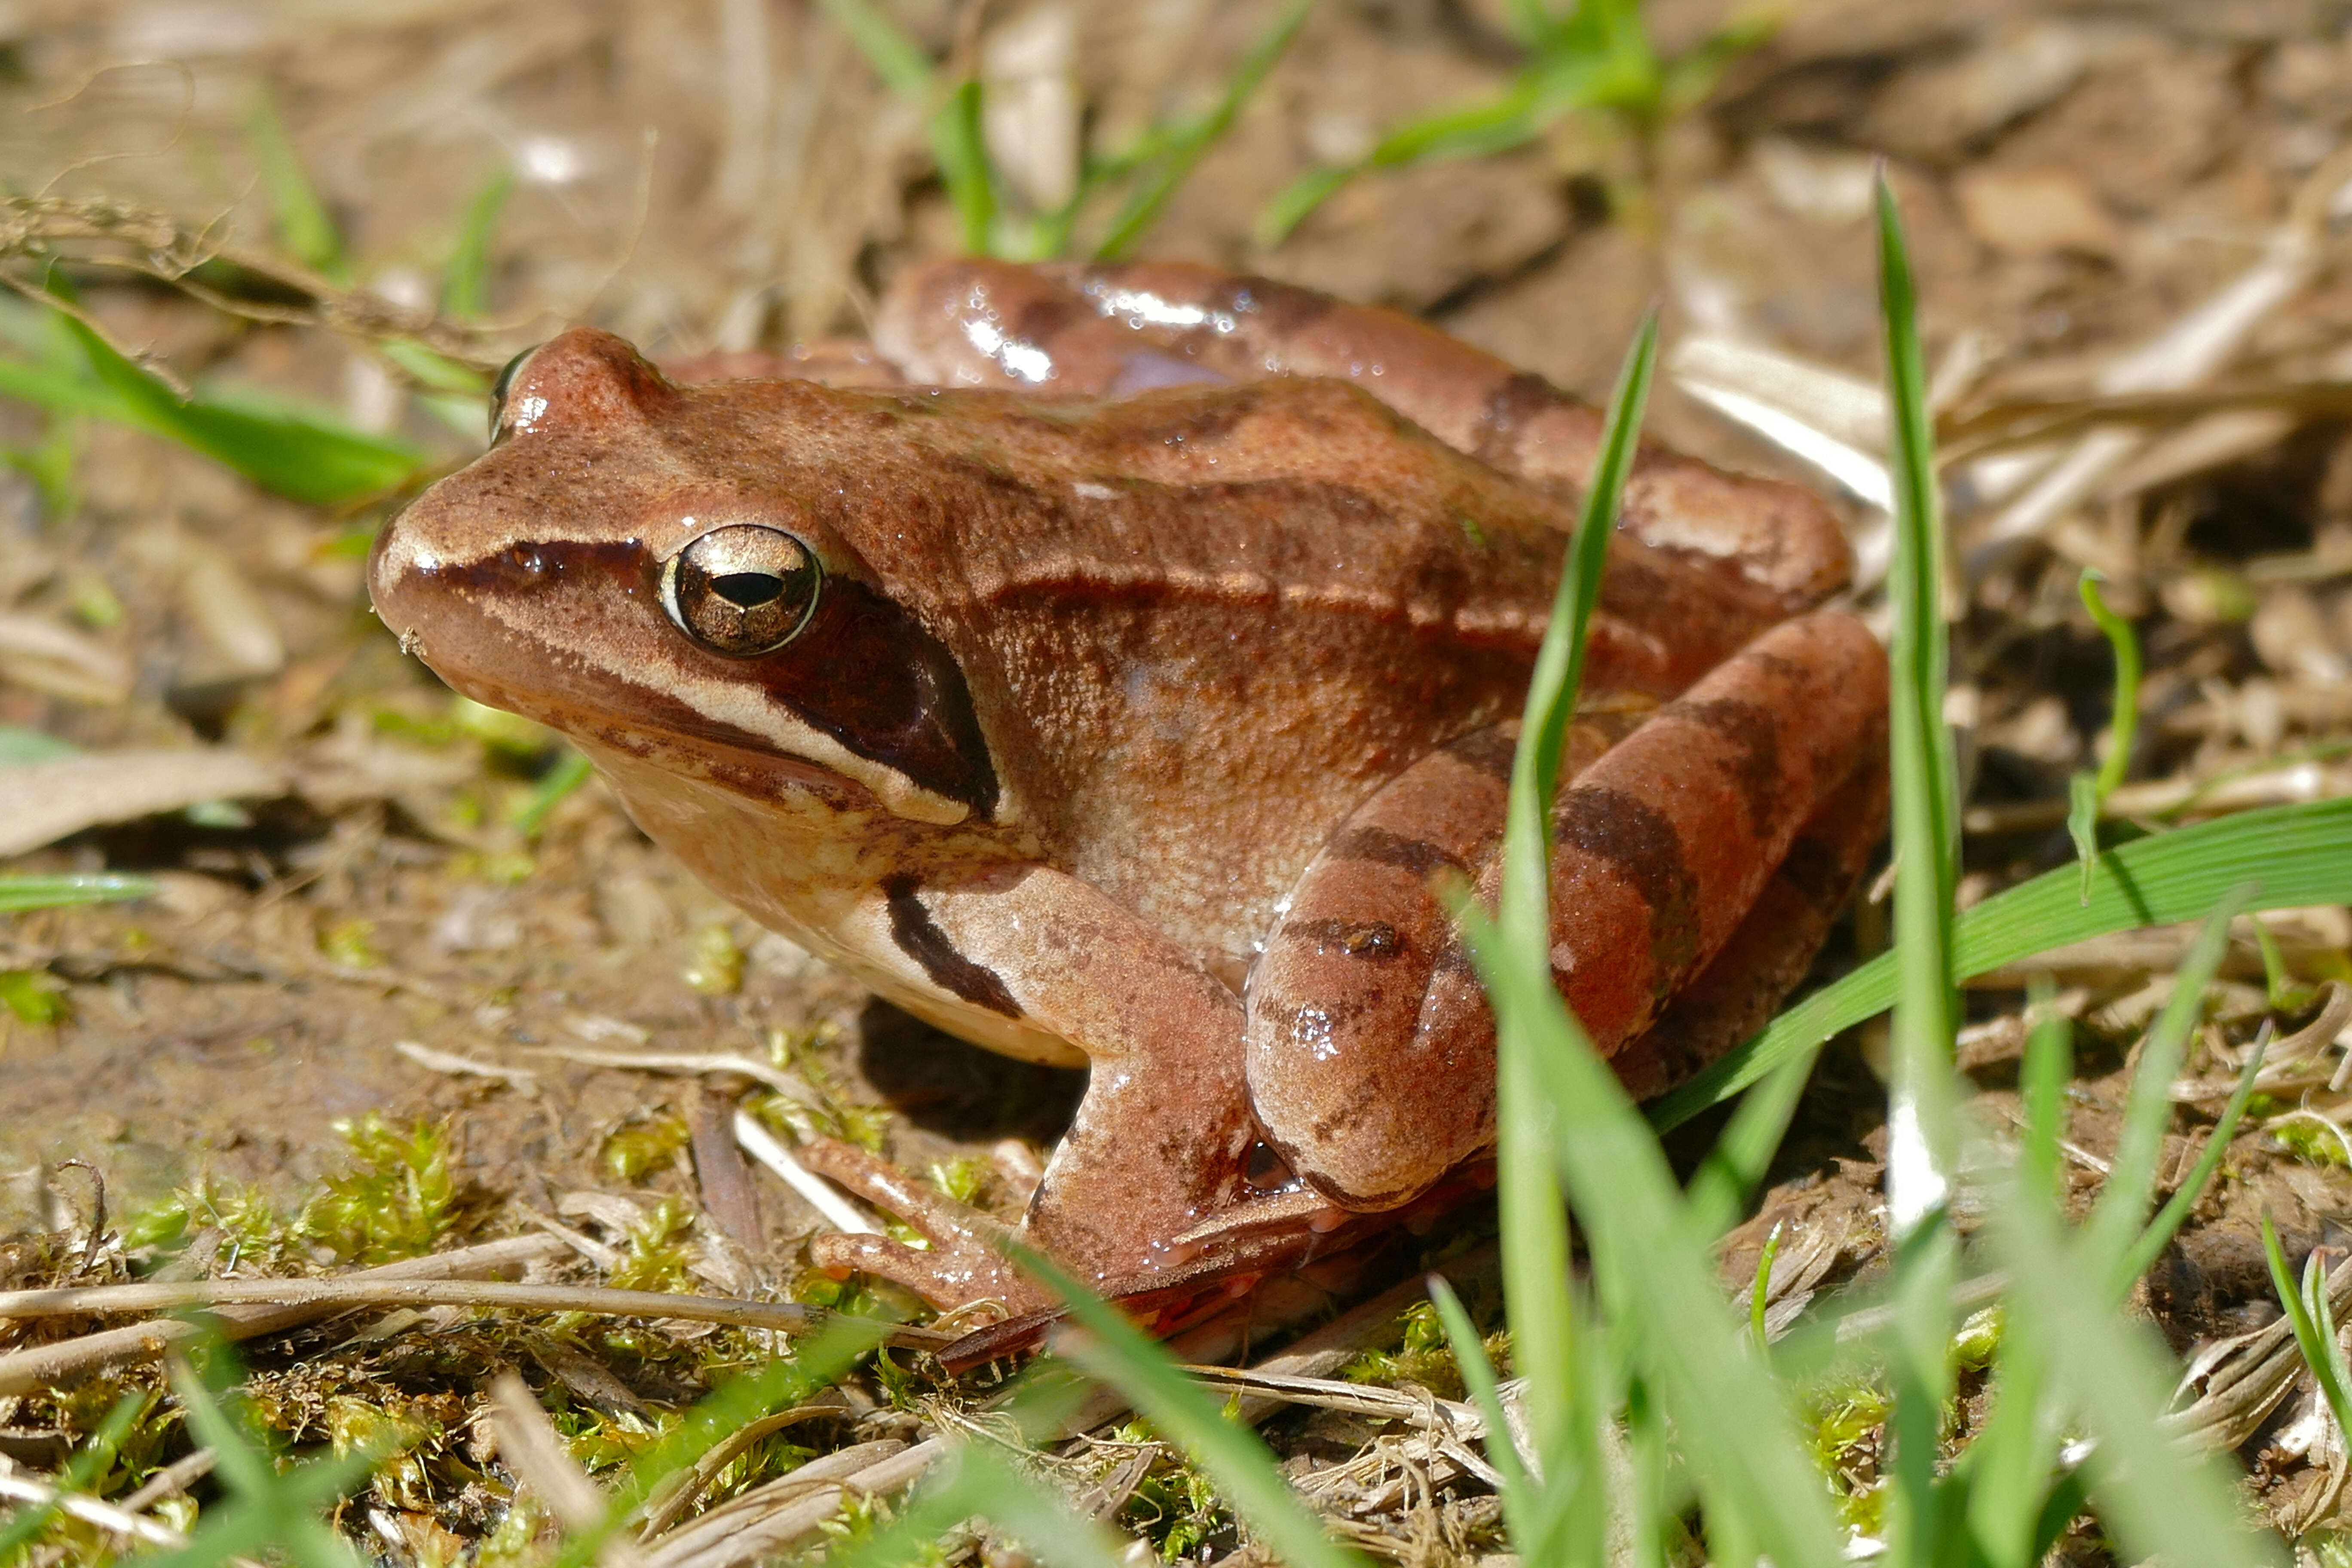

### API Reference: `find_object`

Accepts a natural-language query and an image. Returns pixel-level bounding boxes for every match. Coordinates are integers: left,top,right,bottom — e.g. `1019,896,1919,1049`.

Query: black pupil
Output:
710,572,784,608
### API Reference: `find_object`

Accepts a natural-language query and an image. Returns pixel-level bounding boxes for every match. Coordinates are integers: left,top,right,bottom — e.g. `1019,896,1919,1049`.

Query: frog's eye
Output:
661,524,823,657
487,345,538,441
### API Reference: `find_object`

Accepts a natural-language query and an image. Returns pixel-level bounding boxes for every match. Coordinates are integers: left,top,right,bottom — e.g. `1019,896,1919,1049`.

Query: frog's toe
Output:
796,1138,1049,1314
808,1230,1045,1316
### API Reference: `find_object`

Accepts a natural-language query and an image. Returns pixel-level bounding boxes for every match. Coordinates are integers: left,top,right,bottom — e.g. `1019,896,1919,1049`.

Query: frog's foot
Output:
797,1139,1050,1317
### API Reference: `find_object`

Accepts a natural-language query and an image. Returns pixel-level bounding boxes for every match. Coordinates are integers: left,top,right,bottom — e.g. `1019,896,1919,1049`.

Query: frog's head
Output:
369,327,997,828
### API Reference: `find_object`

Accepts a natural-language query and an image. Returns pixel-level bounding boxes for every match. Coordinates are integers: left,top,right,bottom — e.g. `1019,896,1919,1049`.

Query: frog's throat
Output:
585,742,1088,1069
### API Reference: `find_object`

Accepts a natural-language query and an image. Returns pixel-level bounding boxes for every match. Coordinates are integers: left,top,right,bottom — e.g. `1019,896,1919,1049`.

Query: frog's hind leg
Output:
1248,609,1888,1210
1608,746,1888,1101
1243,714,1641,1211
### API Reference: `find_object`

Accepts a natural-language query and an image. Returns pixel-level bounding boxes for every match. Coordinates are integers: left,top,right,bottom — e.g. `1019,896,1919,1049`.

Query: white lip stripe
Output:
482,596,978,827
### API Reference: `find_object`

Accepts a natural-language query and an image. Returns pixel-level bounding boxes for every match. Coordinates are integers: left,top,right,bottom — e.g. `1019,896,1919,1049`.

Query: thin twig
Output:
0,1277,948,1347
0,1233,565,1396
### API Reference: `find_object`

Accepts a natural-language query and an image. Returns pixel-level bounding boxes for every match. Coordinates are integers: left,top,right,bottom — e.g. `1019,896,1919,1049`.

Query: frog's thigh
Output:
1422,609,1890,1072
1254,611,1887,1211
1610,747,1888,1100
902,865,1256,1288
1246,720,1626,1210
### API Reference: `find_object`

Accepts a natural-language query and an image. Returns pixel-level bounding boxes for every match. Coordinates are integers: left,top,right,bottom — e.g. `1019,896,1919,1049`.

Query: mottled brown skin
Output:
370,261,1888,1321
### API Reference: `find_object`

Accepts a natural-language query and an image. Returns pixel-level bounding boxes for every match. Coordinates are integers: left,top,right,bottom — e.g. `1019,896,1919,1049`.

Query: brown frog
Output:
369,260,1889,1325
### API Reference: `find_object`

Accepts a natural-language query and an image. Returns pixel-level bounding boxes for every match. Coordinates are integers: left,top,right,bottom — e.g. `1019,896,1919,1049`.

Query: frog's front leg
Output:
806,865,1256,1312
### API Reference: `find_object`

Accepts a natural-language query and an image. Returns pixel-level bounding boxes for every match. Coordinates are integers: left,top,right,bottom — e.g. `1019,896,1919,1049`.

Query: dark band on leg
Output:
1554,785,1702,995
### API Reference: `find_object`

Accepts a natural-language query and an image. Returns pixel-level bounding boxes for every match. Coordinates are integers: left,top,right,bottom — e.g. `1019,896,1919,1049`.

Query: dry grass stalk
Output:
0,1276,951,1348
0,1233,564,1396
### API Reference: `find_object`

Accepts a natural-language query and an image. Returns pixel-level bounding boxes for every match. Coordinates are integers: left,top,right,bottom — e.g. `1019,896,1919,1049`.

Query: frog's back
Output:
730,375,1773,971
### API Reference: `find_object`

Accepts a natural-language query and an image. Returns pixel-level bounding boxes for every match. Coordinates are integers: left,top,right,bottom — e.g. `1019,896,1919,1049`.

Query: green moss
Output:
600,1113,691,1184
1341,1297,1501,1402
318,918,384,970
1107,1425,1227,1562
126,1173,295,1265
0,967,67,1024
1801,1375,1893,1538
2271,1118,2352,1167
1951,1305,2004,1375
683,923,745,996
296,1113,458,1265
606,1198,698,1295
927,1157,989,1207
751,1028,893,1154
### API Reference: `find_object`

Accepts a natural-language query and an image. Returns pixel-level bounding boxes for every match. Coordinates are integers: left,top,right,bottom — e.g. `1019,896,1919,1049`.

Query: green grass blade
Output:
1490,310,1654,1483
1427,1276,1537,1544
1656,11,1777,116
443,168,514,319
1016,1247,1364,1568
1649,793,2352,1129
1877,171,1960,1241
0,1389,146,1561
932,76,999,256
1256,163,1358,246
2067,570,2143,900
1994,1182,2280,1568
1366,89,1544,168
0,873,158,913
1524,309,1653,812
2018,980,2072,1204
1458,306,1841,1563
807,0,1001,256
2263,1216,2352,1442
31,305,426,505
1877,171,1966,1568
247,90,346,283
1748,1222,1782,1346
1093,0,1311,260
2081,572,2141,800
0,354,143,424
1454,900,1849,1565
380,340,488,398
2084,891,2246,1288
830,1445,1130,1568
2066,770,2103,905
812,0,935,100
1254,90,1537,245
514,747,595,837
2117,1020,2268,1289
1684,1048,1813,1235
